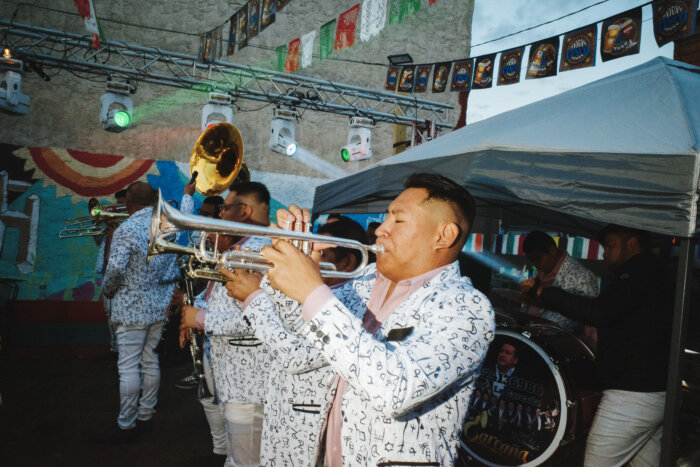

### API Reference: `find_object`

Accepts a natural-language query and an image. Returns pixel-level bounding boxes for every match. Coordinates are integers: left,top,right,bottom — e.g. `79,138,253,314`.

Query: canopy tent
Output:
313,57,700,239
312,56,700,467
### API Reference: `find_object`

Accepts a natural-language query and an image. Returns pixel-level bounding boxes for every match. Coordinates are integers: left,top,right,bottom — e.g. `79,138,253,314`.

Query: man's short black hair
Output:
232,181,270,206
523,230,557,255
114,189,127,200
317,217,368,264
367,221,381,230
403,173,476,236
327,214,345,221
599,224,650,251
126,182,156,206
202,196,224,207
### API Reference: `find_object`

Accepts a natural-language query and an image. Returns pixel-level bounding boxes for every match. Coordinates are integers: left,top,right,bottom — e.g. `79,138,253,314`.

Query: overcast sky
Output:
467,0,674,122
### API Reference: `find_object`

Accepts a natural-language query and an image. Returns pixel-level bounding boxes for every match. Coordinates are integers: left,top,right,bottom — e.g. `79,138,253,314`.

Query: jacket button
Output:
322,336,330,344
309,324,317,332
316,330,323,338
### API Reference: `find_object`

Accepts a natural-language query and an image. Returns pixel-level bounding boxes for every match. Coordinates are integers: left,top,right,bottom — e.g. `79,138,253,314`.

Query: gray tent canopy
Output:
313,57,700,239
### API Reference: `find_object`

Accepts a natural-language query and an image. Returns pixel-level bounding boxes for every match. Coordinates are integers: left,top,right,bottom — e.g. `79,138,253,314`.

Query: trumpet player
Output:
218,217,369,466
97,182,178,442
254,173,495,466
180,181,273,467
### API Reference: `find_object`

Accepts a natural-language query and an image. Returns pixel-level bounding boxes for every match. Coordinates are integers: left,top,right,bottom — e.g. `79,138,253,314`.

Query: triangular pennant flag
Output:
227,14,238,56
300,30,316,68
284,37,300,73
652,0,698,46
335,4,361,51
320,19,336,60
360,0,387,42
74,0,105,50
276,44,287,72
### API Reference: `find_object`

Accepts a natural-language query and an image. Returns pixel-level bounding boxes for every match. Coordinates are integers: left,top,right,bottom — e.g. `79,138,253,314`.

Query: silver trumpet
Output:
149,191,383,278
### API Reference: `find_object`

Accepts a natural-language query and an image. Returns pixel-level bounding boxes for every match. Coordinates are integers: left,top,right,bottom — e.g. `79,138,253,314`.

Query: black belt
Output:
291,403,321,414
228,336,263,347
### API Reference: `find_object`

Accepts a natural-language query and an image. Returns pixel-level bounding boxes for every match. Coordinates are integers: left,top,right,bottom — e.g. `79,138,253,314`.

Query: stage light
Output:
201,92,233,130
340,117,373,162
0,52,30,116
387,53,413,66
268,108,298,157
100,80,133,133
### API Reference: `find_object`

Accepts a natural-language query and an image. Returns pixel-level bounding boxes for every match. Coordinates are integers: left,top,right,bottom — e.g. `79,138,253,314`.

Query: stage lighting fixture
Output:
387,53,413,66
100,80,133,133
201,92,233,130
0,52,30,116
268,108,298,157
340,117,373,163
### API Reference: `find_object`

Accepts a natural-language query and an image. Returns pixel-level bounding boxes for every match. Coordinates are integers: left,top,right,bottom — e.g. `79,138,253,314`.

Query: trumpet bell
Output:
191,122,248,196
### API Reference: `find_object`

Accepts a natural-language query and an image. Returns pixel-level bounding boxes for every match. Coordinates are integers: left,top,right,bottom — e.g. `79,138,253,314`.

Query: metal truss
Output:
0,21,453,129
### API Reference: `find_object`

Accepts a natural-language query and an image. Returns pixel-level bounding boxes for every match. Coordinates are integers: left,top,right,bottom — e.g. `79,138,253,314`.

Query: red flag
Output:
335,4,361,51
74,0,105,50
429,0,439,4
284,37,300,73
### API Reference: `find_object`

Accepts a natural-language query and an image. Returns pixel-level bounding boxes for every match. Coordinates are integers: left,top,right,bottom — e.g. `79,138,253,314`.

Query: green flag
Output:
389,0,421,24
404,0,421,17
320,19,336,60
276,45,287,72
388,0,402,24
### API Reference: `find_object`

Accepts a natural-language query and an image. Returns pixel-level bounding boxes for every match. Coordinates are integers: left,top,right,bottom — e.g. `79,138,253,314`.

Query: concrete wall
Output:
0,0,473,178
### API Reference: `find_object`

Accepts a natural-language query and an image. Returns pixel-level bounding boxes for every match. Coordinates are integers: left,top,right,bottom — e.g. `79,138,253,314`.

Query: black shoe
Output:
136,418,154,434
91,424,138,443
175,373,199,390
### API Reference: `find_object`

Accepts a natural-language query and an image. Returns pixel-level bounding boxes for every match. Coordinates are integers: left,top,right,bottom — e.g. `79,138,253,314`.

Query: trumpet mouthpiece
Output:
370,244,385,255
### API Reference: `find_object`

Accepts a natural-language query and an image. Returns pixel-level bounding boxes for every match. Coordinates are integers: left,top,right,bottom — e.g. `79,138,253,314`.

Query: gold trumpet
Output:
149,191,383,279
59,198,129,238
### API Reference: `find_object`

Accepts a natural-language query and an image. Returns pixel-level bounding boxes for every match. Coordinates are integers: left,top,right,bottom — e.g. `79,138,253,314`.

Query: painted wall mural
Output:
0,144,327,301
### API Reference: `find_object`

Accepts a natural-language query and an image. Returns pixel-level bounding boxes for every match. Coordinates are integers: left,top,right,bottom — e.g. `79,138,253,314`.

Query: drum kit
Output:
459,288,602,467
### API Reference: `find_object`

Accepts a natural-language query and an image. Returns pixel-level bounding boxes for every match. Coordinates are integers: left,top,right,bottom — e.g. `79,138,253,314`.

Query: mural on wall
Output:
0,144,327,301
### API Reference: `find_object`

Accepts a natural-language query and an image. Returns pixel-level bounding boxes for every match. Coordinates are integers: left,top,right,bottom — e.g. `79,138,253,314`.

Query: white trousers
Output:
223,402,264,467
200,347,228,456
584,389,665,467
115,321,165,429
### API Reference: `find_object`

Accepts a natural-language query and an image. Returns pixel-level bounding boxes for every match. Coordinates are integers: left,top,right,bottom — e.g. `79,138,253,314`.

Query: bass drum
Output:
459,314,601,466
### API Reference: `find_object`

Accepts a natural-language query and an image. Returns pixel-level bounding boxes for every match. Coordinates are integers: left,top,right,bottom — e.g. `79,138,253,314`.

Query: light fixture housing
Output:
387,53,413,66
340,117,373,162
100,80,133,133
268,108,298,157
201,92,234,130
0,56,30,116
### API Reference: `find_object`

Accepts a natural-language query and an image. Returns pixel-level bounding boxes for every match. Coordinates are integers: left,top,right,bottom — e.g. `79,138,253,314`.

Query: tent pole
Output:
660,236,696,467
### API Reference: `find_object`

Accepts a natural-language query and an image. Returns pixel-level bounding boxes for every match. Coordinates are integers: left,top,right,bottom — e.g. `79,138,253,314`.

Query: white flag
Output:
360,0,387,42
301,30,316,69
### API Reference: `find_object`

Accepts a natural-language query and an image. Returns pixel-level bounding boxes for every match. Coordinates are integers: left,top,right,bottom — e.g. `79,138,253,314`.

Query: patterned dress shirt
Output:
102,206,178,326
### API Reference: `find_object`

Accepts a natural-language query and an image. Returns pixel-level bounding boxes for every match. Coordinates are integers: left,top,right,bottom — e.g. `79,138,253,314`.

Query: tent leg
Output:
660,236,696,467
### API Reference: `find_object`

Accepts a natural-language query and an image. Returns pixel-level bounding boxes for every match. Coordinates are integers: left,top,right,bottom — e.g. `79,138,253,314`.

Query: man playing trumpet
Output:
223,173,495,465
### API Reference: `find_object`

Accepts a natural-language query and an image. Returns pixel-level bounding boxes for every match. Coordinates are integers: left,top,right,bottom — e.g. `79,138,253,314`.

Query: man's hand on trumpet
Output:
179,305,202,348
218,267,263,302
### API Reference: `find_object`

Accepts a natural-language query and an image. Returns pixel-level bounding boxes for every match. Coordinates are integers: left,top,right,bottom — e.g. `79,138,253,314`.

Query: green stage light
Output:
114,110,131,127
341,148,351,162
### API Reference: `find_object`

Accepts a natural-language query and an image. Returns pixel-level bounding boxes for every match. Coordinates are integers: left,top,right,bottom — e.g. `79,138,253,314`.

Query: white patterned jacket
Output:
203,236,272,404
302,261,495,466
102,206,178,326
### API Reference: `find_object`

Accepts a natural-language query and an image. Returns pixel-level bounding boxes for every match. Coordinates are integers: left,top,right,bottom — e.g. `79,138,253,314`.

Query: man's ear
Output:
339,253,358,273
435,222,462,250
239,205,253,222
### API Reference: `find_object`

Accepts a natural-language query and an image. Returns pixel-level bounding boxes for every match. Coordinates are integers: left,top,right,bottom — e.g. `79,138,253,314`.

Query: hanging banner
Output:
198,30,214,63
526,36,559,79
248,0,261,39
261,0,277,31
385,66,400,91
335,4,361,51
432,61,451,93
227,14,238,55
237,4,249,50
398,65,416,92
560,24,597,72
300,30,316,68
653,0,698,46
213,26,223,61
497,46,524,86
320,19,336,60
471,53,496,90
276,44,287,72
450,59,473,92
360,0,388,42
277,0,292,10
413,65,432,93
600,7,641,62
284,37,300,73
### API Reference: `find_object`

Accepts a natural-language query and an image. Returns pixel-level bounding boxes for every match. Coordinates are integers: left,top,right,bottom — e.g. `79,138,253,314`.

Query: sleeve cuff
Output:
195,309,206,329
301,284,335,322
242,289,265,310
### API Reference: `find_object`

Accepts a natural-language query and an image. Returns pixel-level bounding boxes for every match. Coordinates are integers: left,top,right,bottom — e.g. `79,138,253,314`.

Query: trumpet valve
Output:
301,223,312,256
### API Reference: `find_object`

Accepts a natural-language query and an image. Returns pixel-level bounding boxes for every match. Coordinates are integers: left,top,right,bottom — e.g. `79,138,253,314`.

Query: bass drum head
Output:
460,330,568,466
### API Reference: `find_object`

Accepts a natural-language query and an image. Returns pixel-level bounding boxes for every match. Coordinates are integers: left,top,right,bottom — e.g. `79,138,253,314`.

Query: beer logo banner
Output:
413,65,432,93
227,14,237,55
248,0,261,40
450,59,473,92
497,47,524,86
398,65,416,93
653,0,698,46
260,0,277,32
526,36,559,79
432,61,451,93
472,53,496,90
560,24,597,72
385,66,400,91
237,4,249,49
600,7,641,62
